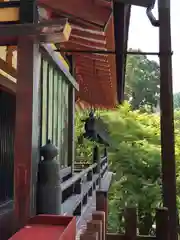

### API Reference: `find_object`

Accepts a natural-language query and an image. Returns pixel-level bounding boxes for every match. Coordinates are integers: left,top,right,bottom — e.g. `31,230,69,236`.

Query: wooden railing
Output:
107,207,169,240
79,208,169,240
60,147,108,218
37,145,110,230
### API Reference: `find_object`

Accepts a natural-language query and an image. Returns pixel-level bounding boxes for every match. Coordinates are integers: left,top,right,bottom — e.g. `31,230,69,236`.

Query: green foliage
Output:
75,110,94,162
75,104,180,235
101,104,161,234
125,50,160,111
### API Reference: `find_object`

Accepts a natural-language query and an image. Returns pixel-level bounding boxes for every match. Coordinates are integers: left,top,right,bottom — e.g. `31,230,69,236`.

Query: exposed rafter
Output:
76,59,110,69
0,57,17,79
38,0,112,27
70,34,106,45
62,41,107,51
74,54,108,62
71,24,105,36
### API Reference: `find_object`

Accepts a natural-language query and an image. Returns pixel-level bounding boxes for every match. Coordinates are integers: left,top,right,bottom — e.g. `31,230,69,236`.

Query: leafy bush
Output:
75,103,180,235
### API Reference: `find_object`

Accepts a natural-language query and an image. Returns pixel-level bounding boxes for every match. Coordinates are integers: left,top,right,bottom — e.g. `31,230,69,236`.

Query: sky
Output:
128,0,180,93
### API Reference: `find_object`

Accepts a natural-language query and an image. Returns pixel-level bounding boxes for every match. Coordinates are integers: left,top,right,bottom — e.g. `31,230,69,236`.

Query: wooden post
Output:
124,207,137,240
14,0,40,227
80,232,98,240
87,220,102,240
93,146,100,166
156,208,169,240
113,2,130,103
92,211,106,240
96,192,108,232
93,146,101,186
158,0,178,239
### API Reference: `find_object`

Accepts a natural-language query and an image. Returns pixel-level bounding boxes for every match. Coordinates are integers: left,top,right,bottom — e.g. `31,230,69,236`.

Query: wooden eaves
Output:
0,0,131,109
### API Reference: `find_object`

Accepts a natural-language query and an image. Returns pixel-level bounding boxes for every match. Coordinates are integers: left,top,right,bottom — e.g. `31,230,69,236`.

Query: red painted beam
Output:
76,63,111,72
70,35,106,48
61,42,108,52
82,77,114,106
95,0,112,8
64,39,107,51
80,74,103,104
38,0,111,27
76,71,104,104
76,58,110,68
76,59,110,69
77,61,110,69
79,76,114,101
76,65,111,75
105,16,117,99
74,54,108,62
71,28,106,42
76,67,111,75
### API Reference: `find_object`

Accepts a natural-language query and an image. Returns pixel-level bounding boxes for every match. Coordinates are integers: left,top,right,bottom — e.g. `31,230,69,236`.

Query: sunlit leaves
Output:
125,50,160,110
75,104,180,235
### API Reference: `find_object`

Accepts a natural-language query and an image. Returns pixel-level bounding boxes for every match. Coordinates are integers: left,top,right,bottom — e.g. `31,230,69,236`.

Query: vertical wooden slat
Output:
41,59,48,146
55,71,59,147
61,79,65,167
53,70,57,146
52,68,55,144
68,85,75,169
158,0,177,239
48,66,53,141
64,82,69,167
57,74,62,165
156,208,169,240
124,207,137,240
67,54,75,170
46,62,49,143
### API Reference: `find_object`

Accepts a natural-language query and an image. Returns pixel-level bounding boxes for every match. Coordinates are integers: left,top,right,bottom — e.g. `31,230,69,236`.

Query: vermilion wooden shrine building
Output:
0,0,177,239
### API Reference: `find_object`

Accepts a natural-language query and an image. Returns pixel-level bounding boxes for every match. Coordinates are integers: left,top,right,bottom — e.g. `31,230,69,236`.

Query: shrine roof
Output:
38,0,131,109
0,0,131,108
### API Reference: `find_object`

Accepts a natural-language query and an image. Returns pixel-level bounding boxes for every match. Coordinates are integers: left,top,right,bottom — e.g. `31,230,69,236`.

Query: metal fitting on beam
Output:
146,0,160,27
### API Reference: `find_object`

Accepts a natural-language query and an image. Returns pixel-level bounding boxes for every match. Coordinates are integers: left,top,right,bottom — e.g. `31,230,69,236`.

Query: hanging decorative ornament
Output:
78,110,112,146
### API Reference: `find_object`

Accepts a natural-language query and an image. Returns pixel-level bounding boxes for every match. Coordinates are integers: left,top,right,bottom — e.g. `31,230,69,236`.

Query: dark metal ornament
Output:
79,111,111,146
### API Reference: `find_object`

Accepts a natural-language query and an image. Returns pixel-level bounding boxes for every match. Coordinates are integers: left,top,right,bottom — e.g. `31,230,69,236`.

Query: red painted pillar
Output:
96,191,108,232
14,37,40,227
14,0,40,227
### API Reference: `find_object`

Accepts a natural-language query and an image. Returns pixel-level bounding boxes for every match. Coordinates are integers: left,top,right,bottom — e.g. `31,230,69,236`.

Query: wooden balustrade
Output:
80,211,105,240
79,208,169,240
107,207,169,240
60,147,108,219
